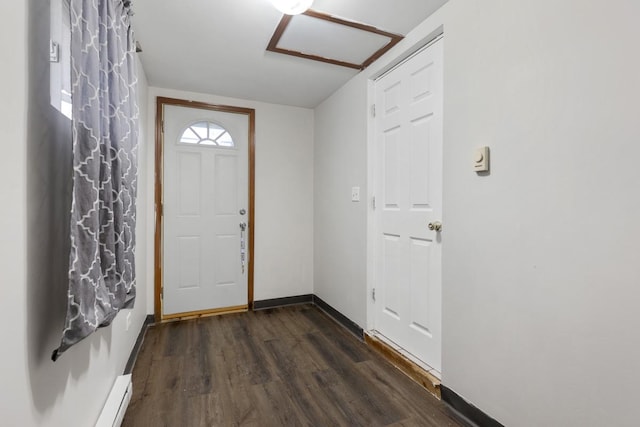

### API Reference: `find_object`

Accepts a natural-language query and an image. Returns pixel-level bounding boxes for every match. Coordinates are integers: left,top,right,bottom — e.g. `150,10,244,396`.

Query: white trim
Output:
365,77,377,332
371,28,444,81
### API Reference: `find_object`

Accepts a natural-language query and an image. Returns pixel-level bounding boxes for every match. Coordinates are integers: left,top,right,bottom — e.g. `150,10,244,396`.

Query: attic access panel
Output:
267,10,404,70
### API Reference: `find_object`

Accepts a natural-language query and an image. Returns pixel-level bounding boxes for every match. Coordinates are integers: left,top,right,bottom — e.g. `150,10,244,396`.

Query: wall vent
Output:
95,374,132,427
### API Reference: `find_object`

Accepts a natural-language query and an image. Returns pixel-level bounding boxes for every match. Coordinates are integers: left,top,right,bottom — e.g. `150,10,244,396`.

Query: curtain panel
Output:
53,0,139,360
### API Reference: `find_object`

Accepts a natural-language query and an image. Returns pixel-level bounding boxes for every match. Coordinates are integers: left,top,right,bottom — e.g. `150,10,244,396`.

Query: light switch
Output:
49,40,59,63
351,187,360,202
474,146,490,172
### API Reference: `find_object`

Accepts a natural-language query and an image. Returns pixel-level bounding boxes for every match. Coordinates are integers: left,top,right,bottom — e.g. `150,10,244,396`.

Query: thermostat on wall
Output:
474,146,490,172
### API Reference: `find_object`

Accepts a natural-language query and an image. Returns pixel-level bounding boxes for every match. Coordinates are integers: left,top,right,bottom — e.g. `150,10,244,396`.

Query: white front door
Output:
373,38,443,373
162,103,250,316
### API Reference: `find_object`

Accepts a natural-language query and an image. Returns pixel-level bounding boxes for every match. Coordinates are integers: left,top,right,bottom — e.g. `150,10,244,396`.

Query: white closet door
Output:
374,38,443,372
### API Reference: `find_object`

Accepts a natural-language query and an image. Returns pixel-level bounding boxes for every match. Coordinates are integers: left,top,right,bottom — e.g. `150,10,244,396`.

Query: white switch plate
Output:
49,40,59,63
351,187,360,202
474,146,490,172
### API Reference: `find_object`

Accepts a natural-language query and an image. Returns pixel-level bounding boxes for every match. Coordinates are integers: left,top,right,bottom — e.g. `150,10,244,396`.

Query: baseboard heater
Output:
95,374,132,427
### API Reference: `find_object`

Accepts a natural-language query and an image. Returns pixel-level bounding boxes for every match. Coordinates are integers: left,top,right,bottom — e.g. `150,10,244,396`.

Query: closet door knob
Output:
428,221,442,232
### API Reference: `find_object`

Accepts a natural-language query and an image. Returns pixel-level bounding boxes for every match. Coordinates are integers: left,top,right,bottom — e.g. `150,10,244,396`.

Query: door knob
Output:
428,221,442,232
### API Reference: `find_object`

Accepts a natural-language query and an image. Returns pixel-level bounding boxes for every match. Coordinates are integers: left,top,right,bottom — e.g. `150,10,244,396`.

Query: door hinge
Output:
371,104,376,118
160,287,164,299
372,288,376,301
372,196,376,210
161,120,165,133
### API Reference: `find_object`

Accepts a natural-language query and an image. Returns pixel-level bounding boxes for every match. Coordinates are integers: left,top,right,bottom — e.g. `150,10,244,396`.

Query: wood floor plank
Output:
187,392,226,426
251,380,305,426
304,330,406,425
229,315,273,385
261,339,346,426
122,304,464,427
278,305,322,336
356,360,461,426
127,326,157,406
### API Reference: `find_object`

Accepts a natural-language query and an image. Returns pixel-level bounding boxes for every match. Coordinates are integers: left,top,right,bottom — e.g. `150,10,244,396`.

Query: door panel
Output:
214,234,238,285
163,104,249,316
177,236,200,289
374,38,443,372
177,152,202,216
214,155,238,215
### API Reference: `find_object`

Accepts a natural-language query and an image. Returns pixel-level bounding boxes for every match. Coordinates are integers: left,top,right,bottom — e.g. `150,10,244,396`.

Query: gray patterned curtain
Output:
53,0,138,360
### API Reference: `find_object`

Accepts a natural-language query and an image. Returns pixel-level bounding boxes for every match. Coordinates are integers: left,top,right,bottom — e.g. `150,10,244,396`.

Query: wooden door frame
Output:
154,96,256,322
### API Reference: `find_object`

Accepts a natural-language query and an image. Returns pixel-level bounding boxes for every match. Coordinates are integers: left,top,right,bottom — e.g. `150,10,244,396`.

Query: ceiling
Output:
132,0,447,108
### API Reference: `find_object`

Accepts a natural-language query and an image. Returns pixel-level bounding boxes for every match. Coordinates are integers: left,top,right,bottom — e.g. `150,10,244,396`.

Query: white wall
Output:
314,0,640,425
0,0,151,424
146,87,314,305
0,0,30,424
314,79,369,326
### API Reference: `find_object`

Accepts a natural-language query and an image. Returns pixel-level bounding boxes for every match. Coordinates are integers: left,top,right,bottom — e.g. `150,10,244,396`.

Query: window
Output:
50,0,72,119
179,121,235,147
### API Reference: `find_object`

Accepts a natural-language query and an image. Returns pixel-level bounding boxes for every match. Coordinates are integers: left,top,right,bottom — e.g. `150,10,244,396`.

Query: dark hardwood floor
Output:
122,304,463,426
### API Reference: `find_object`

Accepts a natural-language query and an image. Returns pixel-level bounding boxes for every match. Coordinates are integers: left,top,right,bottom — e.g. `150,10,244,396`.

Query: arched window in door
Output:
178,121,235,147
